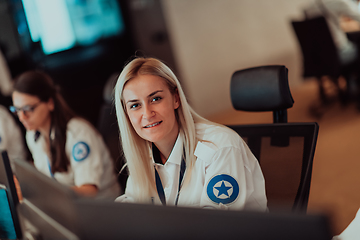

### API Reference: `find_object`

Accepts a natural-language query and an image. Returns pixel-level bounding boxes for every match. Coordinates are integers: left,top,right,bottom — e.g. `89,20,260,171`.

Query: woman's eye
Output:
152,96,162,102
130,103,139,109
23,106,33,112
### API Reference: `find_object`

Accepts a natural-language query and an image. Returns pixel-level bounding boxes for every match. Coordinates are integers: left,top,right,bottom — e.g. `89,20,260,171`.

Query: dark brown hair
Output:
13,71,76,173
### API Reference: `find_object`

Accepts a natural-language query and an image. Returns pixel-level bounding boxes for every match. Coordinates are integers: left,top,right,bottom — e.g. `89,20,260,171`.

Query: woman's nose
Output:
143,105,155,120
18,111,28,121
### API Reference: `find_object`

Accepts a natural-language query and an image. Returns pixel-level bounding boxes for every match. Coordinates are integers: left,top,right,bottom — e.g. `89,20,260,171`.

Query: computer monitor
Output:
0,151,22,239
14,0,125,55
13,157,80,239
74,200,333,240
18,199,79,240
13,158,333,240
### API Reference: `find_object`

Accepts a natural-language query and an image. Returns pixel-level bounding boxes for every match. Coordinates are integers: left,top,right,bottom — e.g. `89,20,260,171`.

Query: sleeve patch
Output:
72,141,90,162
206,174,239,205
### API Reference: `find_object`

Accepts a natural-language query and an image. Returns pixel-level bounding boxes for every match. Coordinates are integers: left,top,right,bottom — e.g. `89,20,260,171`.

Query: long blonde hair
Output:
114,57,209,202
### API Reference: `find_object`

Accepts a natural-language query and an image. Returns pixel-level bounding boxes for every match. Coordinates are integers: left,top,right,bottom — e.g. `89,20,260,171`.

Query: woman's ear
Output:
47,98,55,111
173,89,180,110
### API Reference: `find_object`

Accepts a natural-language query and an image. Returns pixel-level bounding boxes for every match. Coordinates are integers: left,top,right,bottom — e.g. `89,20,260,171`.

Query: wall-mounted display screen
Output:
21,0,125,55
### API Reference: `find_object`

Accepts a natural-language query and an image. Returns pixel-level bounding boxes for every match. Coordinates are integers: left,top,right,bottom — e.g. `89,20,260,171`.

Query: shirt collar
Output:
166,132,183,166
151,132,183,166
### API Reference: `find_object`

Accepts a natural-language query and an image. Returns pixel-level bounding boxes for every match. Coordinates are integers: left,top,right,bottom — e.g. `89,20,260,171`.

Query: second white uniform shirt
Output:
26,117,121,200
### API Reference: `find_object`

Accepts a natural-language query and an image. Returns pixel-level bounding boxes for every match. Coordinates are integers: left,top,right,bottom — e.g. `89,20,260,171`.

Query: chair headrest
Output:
230,65,294,112
103,73,119,104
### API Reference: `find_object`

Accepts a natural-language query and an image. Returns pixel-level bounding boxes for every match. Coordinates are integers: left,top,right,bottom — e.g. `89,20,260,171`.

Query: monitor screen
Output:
0,188,17,239
0,151,22,239
19,0,125,55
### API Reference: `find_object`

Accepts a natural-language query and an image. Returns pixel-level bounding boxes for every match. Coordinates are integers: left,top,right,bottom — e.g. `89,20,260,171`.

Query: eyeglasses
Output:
9,102,42,117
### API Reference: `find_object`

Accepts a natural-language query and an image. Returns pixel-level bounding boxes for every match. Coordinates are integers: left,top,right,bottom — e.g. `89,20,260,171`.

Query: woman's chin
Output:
23,124,35,131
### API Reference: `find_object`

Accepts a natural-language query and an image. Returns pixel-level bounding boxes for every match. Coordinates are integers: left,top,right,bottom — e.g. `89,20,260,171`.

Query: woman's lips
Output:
144,121,162,128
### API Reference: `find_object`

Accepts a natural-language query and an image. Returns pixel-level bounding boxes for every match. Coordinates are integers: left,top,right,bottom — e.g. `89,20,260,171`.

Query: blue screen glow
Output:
21,0,125,55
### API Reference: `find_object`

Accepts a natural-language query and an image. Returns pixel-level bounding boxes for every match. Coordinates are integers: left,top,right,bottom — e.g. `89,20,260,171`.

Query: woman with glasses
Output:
11,71,121,199
114,57,267,210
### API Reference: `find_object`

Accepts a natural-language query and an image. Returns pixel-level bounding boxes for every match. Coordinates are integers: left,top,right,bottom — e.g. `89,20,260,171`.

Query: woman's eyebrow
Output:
126,99,139,104
148,90,163,98
126,90,164,104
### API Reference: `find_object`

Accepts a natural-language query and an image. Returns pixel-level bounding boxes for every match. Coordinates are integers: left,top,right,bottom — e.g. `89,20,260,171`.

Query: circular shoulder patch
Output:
72,142,90,162
206,174,239,205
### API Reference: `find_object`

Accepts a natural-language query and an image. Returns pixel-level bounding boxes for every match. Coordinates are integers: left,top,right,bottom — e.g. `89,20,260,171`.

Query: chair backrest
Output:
230,65,319,212
97,73,127,191
291,16,341,78
228,122,319,212
230,65,294,123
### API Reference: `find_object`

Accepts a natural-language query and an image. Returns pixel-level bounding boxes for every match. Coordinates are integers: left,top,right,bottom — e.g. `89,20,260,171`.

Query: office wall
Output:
162,0,313,117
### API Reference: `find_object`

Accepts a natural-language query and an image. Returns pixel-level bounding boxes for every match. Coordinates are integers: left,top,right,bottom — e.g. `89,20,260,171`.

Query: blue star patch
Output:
207,174,239,205
72,142,90,162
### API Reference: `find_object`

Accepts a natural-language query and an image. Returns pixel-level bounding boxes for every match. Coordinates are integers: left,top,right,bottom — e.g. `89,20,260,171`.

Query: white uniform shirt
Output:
117,123,267,211
333,208,360,240
0,105,27,170
26,117,120,200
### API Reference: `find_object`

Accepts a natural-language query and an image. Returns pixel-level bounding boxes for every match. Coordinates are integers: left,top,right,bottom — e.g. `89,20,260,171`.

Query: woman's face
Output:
122,74,180,146
12,91,54,131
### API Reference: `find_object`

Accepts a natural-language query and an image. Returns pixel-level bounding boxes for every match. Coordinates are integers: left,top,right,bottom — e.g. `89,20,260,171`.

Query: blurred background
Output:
1,0,359,235
0,0,310,123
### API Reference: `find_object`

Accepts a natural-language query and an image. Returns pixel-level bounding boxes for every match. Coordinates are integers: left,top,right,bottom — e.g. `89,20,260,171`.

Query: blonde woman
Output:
115,57,267,210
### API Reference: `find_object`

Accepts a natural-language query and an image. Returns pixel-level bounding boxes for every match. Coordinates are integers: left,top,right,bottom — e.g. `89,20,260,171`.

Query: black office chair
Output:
97,73,127,193
291,16,357,116
228,65,319,212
